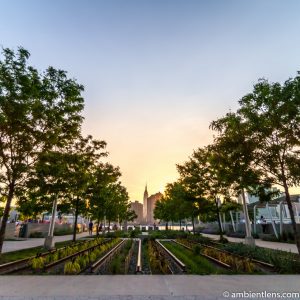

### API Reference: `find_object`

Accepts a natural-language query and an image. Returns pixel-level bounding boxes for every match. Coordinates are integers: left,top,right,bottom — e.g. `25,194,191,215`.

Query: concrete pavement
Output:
0,275,299,300
202,233,299,253
2,232,90,253
3,232,299,254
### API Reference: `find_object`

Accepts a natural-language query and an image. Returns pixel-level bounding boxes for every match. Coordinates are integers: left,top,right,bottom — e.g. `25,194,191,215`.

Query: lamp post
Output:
44,194,58,250
241,189,255,246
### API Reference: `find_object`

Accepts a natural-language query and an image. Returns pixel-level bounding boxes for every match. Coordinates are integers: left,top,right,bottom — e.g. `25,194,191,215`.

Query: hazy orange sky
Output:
1,1,300,201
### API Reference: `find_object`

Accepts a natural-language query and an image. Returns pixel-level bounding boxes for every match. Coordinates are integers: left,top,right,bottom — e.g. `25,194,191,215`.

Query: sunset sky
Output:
1,0,300,201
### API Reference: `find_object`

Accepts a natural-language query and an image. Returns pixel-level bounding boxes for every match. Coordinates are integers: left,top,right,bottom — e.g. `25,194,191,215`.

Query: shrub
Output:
29,231,45,238
149,230,188,240
31,257,45,270
54,229,73,236
64,261,81,274
89,252,97,263
226,232,246,238
221,243,300,274
111,256,121,274
187,234,214,245
260,234,279,242
193,245,201,255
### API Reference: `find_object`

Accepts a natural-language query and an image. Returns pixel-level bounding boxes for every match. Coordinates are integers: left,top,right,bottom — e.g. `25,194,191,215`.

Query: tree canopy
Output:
0,47,84,252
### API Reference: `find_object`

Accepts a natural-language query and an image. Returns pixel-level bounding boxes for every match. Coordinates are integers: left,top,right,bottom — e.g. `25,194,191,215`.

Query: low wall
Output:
228,222,300,237
4,223,16,239
19,223,84,238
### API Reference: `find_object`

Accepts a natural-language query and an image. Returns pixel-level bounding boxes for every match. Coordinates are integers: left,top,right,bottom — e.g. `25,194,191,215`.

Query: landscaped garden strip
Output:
219,242,300,274
161,241,227,274
63,238,121,274
148,239,171,274
105,239,134,274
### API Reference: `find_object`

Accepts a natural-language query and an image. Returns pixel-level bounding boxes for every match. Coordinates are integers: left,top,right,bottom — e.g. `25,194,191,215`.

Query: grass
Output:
0,240,83,265
141,238,151,274
220,242,300,274
161,241,228,275
108,240,133,274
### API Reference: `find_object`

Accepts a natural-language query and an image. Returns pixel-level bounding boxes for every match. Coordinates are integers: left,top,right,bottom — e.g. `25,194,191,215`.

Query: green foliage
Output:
162,241,222,274
89,252,97,263
75,255,88,269
0,46,85,252
221,243,300,274
193,245,201,255
64,261,81,275
149,230,188,239
29,231,45,238
111,256,122,274
147,240,170,274
129,228,140,238
54,229,74,236
187,234,215,245
211,75,300,253
30,257,45,270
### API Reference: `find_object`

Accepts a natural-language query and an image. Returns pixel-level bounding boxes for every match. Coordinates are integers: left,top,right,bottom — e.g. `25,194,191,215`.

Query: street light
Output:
241,189,255,246
44,194,58,250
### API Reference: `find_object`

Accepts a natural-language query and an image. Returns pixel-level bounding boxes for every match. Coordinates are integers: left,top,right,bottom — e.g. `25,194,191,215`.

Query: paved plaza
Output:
202,233,298,253
2,232,90,253
3,232,298,254
0,275,299,300
1,235,299,300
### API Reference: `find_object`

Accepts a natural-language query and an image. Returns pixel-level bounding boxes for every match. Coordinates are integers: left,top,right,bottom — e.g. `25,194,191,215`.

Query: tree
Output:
0,47,84,253
164,182,190,229
153,196,173,230
54,136,107,241
211,75,300,254
88,163,122,233
177,147,228,238
104,182,129,231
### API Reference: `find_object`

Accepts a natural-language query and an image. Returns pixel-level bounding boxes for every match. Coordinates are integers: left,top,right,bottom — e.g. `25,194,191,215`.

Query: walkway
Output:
0,275,299,300
2,232,90,253
202,233,298,253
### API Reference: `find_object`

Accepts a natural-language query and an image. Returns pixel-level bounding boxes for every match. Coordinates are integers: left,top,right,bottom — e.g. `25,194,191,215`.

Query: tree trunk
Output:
0,184,14,254
108,220,110,233
72,197,79,242
165,222,168,231
215,197,223,240
96,218,100,236
191,216,195,234
283,183,300,255
179,220,182,230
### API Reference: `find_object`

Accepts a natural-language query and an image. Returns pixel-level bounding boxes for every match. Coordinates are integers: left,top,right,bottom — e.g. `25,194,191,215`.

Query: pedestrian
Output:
89,221,93,236
260,216,267,233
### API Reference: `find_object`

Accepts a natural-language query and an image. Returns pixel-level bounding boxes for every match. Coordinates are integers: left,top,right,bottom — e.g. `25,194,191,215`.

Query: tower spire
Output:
143,182,148,221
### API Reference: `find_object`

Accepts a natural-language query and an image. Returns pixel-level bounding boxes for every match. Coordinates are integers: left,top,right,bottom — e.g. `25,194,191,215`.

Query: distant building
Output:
238,188,284,205
130,201,143,223
147,192,162,224
143,185,148,221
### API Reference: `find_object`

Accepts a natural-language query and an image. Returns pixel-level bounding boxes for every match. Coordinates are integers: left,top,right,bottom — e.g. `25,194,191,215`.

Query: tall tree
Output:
59,135,107,241
212,76,300,254
154,196,173,230
88,163,121,233
177,147,231,239
0,47,84,253
164,182,197,231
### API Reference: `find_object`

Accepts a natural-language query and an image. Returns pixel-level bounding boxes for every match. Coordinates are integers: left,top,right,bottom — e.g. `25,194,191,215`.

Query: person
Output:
260,216,267,233
88,221,93,236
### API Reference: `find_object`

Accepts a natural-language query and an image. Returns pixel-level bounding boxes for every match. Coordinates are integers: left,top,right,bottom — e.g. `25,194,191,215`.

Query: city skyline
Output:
1,0,300,200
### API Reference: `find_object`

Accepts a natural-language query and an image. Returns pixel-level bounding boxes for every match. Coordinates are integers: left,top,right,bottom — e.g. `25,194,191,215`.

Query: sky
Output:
1,0,300,201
